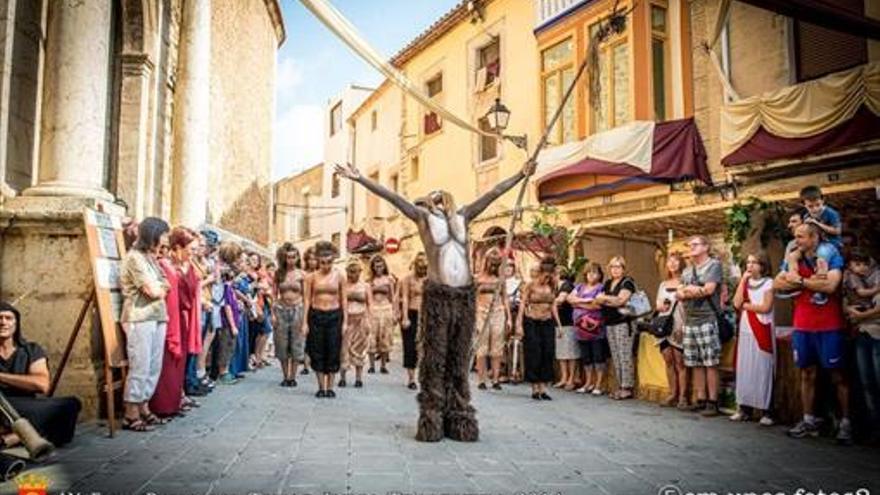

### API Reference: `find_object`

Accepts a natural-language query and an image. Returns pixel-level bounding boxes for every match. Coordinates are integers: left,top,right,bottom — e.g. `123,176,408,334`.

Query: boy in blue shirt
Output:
800,185,843,305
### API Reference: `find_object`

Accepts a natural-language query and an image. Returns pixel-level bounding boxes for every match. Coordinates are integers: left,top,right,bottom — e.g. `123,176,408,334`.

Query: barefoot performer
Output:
336,160,534,442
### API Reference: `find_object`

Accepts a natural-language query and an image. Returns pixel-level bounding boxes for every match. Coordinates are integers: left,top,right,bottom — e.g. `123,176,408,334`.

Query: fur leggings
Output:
415,280,479,442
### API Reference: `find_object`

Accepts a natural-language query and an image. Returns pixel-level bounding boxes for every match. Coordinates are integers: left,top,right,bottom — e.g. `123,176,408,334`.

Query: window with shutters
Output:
330,102,343,137
424,74,443,135
476,37,501,90
590,22,630,133
541,37,576,145
794,0,867,82
478,117,499,164
651,4,670,122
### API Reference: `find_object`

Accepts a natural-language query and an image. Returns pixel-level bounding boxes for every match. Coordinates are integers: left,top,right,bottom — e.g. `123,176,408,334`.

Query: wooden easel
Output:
50,208,129,437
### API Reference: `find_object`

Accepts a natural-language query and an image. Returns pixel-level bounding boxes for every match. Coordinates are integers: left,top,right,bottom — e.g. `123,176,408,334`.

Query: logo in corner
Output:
15,473,49,495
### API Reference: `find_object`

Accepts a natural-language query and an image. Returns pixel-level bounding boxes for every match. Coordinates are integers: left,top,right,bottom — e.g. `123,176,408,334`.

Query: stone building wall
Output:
209,0,278,245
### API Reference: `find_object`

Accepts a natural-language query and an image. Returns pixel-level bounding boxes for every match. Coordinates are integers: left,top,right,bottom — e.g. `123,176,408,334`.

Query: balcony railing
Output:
535,0,589,29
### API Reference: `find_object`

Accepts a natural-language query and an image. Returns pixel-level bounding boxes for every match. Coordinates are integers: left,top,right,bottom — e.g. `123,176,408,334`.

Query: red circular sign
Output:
385,237,400,254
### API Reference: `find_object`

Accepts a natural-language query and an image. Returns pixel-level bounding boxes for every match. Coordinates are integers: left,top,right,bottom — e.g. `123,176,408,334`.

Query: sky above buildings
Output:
273,0,460,179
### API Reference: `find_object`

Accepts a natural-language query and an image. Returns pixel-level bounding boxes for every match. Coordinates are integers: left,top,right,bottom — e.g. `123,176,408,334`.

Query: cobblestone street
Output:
4,358,879,495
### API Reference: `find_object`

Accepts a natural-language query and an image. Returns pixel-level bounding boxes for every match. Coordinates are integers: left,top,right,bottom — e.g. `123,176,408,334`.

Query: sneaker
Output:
279,380,288,387
301,368,310,375
338,379,347,388
836,419,853,445
492,383,502,391
729,411,747,422
218,373,239,385
380,367,389,374
531,393,541,400
540,393,552,401
367,367,375,374
575,386,591,394
326,390,337,398
354,380,363,388
478,383,487,390
591,388,604,396
788,420,819,438
408,382,418,390
759,416,775,427
315,390,326,398
811,292,829,306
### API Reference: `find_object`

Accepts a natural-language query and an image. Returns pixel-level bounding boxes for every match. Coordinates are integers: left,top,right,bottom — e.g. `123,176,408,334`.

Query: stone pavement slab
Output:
1,357,879,495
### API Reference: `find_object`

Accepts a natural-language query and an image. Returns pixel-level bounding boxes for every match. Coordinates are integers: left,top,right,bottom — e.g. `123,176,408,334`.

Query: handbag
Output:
691,266,735,344
620,289,653,319
575,313,602,338
638,301,678,339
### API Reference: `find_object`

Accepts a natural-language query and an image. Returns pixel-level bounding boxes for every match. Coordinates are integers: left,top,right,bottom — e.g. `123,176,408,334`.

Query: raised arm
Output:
335,163,423,221
462,160,535,222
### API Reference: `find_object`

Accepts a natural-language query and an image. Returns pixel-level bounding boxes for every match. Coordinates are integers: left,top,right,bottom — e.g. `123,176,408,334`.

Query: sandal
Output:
123,417,154,432
142,413,171,426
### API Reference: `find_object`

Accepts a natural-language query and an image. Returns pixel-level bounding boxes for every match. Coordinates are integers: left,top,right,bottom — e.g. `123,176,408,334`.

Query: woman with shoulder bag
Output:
569,263,607,395
595,256,637,400
655,253,688,409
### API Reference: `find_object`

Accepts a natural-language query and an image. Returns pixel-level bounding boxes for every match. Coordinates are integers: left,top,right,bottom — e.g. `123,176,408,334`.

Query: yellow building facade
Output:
347,0,541,274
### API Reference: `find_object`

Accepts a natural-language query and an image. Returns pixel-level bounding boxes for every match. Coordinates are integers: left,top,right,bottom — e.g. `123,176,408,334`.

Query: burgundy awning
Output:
535,118,710,204
723,106,880,166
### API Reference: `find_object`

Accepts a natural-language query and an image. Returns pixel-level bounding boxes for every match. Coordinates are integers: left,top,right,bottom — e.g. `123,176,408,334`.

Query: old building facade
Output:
272,162,325,255
0,0,284,417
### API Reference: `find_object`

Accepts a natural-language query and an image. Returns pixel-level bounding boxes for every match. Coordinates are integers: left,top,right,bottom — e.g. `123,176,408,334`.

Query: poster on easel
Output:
83,209,128,368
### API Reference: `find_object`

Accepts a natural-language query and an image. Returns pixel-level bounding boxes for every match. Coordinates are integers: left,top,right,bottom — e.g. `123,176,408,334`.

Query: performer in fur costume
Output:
335,160,534,442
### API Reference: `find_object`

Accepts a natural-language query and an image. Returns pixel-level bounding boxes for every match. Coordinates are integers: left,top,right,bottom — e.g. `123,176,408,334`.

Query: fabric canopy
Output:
721,62,880,161
534,118,710,203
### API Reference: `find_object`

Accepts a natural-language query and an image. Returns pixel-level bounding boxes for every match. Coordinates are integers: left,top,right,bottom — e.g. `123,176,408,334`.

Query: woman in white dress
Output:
731,252,776,425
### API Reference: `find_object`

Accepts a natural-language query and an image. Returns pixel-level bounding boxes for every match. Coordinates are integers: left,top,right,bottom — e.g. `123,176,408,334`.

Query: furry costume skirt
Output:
416,280,479,442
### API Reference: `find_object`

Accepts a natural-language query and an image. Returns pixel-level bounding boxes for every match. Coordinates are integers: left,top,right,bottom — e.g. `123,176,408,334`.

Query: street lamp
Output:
485,98,528,150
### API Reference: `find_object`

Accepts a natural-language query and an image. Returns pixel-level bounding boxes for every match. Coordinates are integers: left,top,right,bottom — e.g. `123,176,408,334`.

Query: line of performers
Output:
273,241,534,399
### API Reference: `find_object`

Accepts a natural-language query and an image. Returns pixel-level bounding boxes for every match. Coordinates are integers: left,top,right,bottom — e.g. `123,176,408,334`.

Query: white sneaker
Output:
759,416,774,426
591,389,603,396
575,386,590,394
729,411,747,422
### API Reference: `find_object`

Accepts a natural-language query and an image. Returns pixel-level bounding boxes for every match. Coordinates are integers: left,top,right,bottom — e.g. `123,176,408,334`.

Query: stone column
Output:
115,53,154,219
171,0,211,228
23,0,113,200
